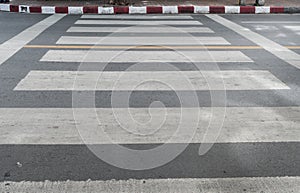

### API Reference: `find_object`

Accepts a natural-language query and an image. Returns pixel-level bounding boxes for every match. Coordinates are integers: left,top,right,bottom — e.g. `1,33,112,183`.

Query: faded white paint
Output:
56,36,230,45
0,107,300,144
67,26,214,33
284,26,300,31
75,20,202,25
14,70,289,91
2,177,300,193
81,15,194,19
40,50,253,63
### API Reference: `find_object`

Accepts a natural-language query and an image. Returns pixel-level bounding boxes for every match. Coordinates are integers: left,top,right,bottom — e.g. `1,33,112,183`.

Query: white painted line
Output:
162,6,178,14
1,177,300,193
0,14,65,66
67,26,214,33
41,6,55,14
75,20,202,25
81,15,194,19
284,26,300,31
0,107,298,144
1,177,300,192
0,4,10,11
68,6,83,14
40,50,253,63
194,6,209,14
98,7,114,14
255,6,270,14
14,70,288,91
56,36,230,45
207,15,300,69
242,21,300,24
225,6,240,14
129,6,147,14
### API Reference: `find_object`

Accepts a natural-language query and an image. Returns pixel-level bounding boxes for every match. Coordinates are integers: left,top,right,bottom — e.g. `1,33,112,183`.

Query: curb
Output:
1,4,300,14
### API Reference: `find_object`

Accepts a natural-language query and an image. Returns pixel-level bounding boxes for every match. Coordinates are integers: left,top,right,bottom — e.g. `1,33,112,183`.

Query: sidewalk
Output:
6,0,300,7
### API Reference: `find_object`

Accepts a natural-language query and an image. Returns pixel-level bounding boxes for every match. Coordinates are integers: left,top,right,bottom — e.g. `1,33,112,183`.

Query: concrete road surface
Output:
0,12,300,192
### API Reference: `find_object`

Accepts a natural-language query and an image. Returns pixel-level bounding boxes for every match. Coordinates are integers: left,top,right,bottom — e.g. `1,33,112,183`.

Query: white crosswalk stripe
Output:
67,26,214,33
0,107,299,144
1,177,300,193
75,20,203,26
81,15,195,20
56,36,229,45
14,70,289,91
40,50,253,63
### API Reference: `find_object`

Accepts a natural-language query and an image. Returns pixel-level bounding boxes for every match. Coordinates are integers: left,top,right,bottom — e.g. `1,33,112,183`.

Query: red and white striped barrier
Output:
0,4,295,14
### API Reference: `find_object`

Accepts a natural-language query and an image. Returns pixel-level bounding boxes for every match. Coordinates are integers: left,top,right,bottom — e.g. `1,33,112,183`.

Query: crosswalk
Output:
1,14,300,191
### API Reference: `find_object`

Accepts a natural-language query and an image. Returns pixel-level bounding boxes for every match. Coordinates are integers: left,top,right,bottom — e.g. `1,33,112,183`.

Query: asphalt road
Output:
0,12,300,192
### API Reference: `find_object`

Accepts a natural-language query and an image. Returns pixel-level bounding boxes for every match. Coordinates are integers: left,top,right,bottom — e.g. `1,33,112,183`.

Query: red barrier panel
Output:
240,6,255,13
10,5,19,12
83,6,98,14
114,6,129,14
55,6,68,13
270,6,284,13
29,6,42,13
210,6,225,13
146,6,163,14
178,6,194,13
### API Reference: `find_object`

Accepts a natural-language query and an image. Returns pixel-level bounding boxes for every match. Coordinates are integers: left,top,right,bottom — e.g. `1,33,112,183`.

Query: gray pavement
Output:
0,13,300,192
0,12,48,44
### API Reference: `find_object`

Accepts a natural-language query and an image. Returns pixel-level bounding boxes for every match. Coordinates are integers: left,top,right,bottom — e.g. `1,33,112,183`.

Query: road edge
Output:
1,4,300,14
